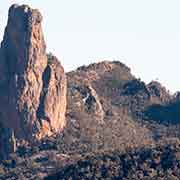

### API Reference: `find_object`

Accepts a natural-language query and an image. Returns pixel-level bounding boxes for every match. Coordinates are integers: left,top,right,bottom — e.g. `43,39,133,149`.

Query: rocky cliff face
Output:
0,4,67,140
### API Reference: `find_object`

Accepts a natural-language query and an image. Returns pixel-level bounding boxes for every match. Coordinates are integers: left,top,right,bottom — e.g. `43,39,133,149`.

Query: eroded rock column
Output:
0,4,67,140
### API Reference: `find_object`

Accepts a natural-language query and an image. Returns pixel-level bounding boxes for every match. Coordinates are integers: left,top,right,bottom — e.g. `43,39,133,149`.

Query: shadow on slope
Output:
144,101,180,125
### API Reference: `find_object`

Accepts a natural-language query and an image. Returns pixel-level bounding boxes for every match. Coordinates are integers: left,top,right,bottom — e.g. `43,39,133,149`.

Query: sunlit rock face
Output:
0,4,67,140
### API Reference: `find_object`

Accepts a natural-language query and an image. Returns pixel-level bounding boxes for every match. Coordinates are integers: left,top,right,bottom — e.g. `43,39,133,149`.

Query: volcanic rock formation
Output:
0,4,67,140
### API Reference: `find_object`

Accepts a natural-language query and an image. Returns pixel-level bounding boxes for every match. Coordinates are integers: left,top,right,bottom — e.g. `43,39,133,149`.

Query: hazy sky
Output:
0,0,180,92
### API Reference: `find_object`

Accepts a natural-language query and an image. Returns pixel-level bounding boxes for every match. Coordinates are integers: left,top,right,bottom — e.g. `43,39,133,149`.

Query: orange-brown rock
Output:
0,4,67,140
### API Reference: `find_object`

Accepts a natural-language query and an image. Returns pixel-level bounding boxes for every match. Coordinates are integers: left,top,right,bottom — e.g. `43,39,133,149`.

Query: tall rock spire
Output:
0,4,67,140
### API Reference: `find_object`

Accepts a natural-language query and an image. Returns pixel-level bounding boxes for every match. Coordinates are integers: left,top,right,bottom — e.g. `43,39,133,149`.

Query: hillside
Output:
57,61,180,155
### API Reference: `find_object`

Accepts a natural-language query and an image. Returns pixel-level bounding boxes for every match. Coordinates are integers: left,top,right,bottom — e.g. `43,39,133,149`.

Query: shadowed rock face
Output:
0,125,16,160
0,4,67,140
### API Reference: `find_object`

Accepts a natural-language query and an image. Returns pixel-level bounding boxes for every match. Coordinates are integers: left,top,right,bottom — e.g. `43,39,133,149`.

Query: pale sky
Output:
0,0,180,92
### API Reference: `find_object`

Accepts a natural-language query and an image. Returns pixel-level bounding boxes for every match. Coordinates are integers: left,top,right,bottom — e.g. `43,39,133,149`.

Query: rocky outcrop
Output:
67,83,104,122
147,81,171,103
0,4,67,140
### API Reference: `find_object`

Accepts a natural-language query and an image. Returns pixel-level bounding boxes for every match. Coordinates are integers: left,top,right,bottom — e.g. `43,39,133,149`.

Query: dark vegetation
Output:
46,141,180,180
